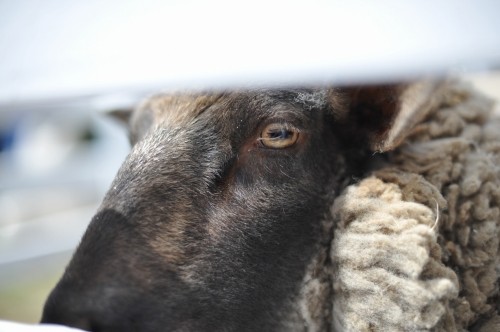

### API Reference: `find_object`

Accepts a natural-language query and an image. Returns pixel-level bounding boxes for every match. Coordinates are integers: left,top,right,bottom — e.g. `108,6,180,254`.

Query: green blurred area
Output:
0,252,70,323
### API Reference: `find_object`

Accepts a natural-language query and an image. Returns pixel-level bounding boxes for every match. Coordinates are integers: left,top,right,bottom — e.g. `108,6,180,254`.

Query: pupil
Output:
269,129,289,139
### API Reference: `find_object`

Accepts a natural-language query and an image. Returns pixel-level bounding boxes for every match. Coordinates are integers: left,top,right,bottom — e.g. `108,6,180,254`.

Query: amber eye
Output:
259,123,300,149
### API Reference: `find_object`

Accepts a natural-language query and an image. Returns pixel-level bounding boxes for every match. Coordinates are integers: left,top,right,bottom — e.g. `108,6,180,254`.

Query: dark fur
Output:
41,85,428,331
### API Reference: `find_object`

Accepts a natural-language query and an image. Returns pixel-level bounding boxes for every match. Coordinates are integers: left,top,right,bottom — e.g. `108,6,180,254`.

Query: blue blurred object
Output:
0,120,17,153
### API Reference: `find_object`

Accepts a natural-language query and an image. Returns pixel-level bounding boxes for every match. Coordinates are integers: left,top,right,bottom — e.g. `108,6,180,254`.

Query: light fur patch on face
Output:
294,90,328,110
148,209,192,264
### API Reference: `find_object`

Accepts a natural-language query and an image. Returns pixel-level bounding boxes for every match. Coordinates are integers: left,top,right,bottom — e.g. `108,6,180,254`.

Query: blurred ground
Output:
0,253,70,323
0,73,498,324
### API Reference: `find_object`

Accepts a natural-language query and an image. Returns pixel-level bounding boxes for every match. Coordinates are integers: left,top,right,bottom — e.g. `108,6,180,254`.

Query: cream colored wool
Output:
331,82,500,331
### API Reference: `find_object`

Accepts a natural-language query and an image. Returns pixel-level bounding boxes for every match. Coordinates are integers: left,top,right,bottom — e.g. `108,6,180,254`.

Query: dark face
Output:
41,88,378,331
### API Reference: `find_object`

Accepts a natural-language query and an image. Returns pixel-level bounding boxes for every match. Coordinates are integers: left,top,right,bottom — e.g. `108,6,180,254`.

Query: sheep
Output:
41,80,499,331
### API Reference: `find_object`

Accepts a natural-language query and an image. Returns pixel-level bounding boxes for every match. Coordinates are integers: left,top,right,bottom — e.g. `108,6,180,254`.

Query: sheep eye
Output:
259,123,299,149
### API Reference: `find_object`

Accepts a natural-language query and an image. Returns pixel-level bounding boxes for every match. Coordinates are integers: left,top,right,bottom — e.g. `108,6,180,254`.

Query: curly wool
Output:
331,177,458,331
331,82,500,331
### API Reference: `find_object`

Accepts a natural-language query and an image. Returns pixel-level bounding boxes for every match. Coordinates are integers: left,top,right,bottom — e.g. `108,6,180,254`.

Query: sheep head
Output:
42,82,444,332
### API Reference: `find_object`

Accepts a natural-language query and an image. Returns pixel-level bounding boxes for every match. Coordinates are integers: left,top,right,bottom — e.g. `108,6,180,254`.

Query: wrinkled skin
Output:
42,86,416,331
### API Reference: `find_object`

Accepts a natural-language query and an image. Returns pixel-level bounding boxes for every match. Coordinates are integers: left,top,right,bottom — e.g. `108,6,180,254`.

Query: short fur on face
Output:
42,83,441,331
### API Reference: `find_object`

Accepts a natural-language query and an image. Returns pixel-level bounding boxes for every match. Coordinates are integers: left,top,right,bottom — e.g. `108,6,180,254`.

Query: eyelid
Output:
259,113,305,130
262,122,301,132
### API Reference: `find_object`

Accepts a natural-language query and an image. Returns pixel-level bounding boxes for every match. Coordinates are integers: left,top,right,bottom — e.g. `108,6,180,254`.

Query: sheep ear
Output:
339,81,443,152
108,109,133,126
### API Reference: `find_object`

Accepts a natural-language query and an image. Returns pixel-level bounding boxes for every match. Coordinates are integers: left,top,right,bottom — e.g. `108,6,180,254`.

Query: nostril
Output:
41,307,91,331
63,319,93,332
41,313,92,332
41,292,95,332
42,284,138,332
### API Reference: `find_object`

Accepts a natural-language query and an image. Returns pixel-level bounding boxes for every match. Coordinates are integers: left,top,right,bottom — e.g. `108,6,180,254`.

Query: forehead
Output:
136,93,224,126
136,89,330,126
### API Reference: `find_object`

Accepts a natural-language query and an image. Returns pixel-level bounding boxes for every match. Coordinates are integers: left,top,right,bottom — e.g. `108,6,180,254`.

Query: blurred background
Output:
0,107,129,322
1,0,500,324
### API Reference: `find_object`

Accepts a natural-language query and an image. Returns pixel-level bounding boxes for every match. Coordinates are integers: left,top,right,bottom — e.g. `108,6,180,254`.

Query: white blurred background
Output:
0,0,499,324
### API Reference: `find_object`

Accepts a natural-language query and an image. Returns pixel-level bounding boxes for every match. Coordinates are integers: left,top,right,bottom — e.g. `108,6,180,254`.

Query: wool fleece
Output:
330,81,499,331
